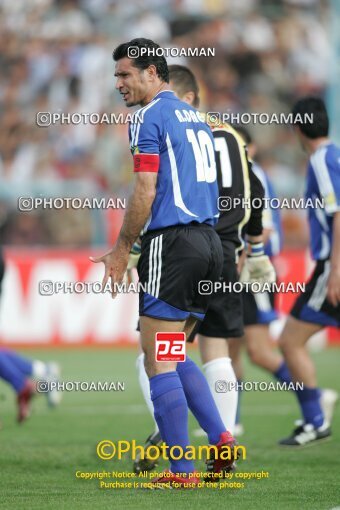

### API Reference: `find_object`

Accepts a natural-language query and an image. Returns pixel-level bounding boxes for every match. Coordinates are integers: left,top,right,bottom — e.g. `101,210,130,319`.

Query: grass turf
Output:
0,346,339,510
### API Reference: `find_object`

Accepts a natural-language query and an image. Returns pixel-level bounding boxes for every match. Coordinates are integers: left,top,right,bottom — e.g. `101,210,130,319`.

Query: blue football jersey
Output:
306,142,340,260
128,91,219,232
252,162,283,257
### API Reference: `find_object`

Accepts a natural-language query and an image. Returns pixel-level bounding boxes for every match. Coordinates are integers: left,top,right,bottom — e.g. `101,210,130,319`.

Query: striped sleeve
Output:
311,146,340,215
129,98,161,157
252,164,274,229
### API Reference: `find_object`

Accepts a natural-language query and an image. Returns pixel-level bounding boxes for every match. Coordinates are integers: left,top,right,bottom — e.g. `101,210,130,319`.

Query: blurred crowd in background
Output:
0,0,331,248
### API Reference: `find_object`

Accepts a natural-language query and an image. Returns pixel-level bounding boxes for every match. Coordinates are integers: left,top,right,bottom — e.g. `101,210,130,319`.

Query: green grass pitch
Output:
0,346,339,510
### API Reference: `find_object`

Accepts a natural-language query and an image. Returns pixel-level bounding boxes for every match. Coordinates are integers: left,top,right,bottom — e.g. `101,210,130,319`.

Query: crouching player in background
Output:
0,248,61,423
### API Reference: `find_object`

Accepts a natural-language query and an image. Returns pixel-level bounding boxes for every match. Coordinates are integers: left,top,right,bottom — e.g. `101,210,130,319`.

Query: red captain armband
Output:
133,154,159,173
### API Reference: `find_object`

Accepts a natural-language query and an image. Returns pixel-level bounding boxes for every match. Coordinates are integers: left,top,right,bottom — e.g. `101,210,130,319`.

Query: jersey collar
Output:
152,90,175,101
311,139,332,156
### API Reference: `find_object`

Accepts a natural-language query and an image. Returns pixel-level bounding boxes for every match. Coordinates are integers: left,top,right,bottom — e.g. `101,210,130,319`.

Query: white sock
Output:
32,360,48,379
203,357,238,434
136,353,159,433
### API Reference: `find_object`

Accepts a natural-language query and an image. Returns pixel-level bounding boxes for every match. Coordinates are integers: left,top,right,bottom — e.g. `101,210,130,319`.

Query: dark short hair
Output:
233,125,252,145
113,38,169,83
168,65,199,107
292,97,329,139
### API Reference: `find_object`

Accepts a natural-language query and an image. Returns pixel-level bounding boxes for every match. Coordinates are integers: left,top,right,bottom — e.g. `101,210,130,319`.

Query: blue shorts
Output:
291,260,340,327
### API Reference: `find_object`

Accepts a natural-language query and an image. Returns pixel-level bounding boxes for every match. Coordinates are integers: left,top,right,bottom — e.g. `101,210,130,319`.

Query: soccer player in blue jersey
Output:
91,39,237,486
279,97,340,446
131,67,273,472
231,126,338,437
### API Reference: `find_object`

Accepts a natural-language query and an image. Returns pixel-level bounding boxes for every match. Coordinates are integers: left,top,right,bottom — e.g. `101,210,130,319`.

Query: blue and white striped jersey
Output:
128,91,219,232
306,142,340,260
252,162,282,257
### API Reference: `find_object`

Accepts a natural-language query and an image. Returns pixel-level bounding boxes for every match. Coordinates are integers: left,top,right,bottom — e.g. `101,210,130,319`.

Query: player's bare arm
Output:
90,172,157,297
327,211,340,306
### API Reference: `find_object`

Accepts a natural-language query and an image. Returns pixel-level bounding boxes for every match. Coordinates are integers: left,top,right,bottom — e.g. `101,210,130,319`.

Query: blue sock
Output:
176,356,226,444
296,386,324,428
0,349,33,376
273,361,292,384
235,379,242,424
0,352,26,392
150,371,194,474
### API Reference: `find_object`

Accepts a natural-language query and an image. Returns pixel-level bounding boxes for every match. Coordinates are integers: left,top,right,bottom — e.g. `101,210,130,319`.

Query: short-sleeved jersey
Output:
306,142,340,260
252,162,282,257
128,91,219,232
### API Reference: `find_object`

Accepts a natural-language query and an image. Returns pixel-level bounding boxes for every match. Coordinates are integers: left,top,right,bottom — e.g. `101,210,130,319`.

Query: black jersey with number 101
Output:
211,124,264,251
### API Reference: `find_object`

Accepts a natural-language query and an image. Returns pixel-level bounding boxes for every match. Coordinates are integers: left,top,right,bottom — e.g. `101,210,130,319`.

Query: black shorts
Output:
196,238,244,338
291,260,340,327
138,223,223,321
243,287,278,326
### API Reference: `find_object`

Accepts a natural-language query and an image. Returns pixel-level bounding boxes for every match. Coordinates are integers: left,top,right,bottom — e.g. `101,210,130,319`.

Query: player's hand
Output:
327,269,340,307
90,247,129,298
239,255,276,286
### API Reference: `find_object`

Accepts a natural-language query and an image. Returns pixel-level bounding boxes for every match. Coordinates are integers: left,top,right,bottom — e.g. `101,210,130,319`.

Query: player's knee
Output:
278,332,294,356
143,354,155,378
